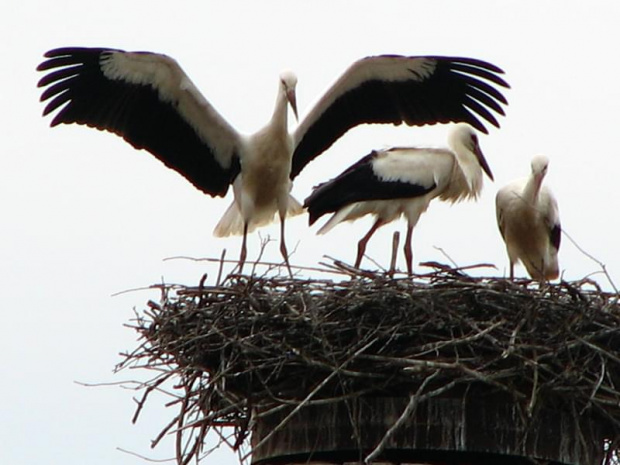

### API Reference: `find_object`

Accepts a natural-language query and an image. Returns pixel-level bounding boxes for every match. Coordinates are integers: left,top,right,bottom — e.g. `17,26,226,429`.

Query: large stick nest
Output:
120,262,620,464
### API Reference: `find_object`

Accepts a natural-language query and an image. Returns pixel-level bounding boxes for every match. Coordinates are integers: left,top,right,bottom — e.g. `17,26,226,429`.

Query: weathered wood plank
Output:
251,392,607,465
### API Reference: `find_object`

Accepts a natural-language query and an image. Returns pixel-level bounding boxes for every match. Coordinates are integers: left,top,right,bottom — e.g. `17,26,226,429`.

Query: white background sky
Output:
1,1,619,463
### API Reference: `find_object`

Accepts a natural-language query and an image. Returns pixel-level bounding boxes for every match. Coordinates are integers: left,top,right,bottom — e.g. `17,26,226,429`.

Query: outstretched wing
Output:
292,55,509,178
37,47,242,197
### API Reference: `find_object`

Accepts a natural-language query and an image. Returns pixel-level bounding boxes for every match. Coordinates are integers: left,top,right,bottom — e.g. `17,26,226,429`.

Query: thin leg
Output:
509,261,514,280
279,213,293,278
239,222,248,275
388,231,400,276
355,218,384,269
403,224,414,275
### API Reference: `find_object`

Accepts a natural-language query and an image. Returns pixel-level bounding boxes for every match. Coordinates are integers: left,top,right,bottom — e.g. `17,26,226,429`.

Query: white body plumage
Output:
496,155,561,280
305,124,494,273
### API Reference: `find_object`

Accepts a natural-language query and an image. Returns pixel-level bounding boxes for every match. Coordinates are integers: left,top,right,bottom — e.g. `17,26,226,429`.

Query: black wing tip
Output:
443,56,506,74
43,47,82,58
36,58,61,72
37,71,65,89
39,47,92,66
303,187,329,224
435,56,511,90
37,48,85,72
43,46,118,57
37,47,120,72
302,192,317,211
307,211,320,226
41,103,54,116
490,92,509,106
305,202,328,226
474,122,490,134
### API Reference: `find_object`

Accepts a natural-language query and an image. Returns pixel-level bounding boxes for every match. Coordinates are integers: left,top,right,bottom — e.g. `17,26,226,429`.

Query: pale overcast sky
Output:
1,1,619,463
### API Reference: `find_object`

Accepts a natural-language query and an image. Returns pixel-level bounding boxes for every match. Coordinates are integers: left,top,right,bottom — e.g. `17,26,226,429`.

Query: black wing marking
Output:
292,55,509,178
38,47,241,197
550,223,561,251
304,151,435,225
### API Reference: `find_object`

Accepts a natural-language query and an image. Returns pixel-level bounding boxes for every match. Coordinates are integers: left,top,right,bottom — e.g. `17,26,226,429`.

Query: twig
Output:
117,447,176,462
364,371,439,463
433,246,459,268
562,228,619,295
216,249,226,286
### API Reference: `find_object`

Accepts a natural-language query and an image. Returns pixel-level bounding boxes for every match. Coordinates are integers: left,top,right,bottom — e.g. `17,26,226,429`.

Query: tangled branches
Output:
119,263,620,464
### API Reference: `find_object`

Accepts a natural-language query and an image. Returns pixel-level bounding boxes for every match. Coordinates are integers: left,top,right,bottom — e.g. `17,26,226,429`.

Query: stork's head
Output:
279,70,298,121
450,123,494,182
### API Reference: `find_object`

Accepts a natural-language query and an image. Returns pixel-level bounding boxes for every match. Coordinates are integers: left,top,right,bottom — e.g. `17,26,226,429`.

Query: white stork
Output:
37,47,509,273
304,124,494,274
496,155,561,281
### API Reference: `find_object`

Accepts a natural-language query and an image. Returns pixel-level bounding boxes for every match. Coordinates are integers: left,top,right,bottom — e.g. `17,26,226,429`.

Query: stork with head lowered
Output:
496,155,561,281
304,124,494,274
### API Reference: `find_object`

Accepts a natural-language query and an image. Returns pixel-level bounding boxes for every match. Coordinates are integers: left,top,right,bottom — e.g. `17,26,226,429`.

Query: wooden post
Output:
252,389,608,465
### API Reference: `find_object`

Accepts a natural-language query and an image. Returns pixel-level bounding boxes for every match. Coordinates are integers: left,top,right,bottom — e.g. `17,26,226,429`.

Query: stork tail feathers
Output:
316,204,357,235
213,195,304,237
213,201,244,237
286,195,305,218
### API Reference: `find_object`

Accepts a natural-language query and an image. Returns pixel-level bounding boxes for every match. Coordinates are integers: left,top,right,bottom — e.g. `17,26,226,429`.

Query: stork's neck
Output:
462,159,484,197
270,86,290,133
454,145,483,198
523,173,544,203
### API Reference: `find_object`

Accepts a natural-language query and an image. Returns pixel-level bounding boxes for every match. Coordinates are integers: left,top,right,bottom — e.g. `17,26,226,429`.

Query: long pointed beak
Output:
288,89,299,122
475,144,494,181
